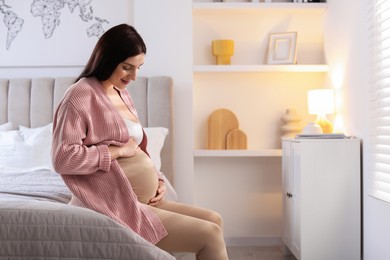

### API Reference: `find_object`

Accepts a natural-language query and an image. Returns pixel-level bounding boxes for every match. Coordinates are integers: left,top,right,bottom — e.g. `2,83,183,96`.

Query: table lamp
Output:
307,89,335,134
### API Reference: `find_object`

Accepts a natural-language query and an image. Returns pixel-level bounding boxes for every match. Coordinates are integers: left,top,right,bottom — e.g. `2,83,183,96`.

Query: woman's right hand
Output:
109,137,140,160
121,137,141,158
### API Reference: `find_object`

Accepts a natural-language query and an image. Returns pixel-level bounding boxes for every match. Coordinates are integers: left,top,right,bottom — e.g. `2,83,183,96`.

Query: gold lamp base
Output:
315,114,333,134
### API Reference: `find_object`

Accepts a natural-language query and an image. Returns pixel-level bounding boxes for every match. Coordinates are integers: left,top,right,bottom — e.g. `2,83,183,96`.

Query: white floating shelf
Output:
193,3,327,14
194,149,282,157
193,64,329,73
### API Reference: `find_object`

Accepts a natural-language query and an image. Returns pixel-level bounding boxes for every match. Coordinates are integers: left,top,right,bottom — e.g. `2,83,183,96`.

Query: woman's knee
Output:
207,210,223,229
198,221,228,260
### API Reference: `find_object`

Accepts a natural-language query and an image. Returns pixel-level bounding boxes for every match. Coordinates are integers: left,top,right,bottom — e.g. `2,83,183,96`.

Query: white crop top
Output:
123,118,143,145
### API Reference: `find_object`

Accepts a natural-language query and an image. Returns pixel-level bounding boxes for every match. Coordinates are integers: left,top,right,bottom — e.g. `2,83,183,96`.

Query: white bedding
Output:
0,170,175,259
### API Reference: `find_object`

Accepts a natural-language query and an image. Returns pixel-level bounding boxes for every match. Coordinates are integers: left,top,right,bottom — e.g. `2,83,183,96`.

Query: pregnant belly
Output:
117,151,159,204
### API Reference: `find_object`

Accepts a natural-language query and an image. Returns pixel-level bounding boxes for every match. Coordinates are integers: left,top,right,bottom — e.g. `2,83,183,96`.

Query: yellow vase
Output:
212,40,234,65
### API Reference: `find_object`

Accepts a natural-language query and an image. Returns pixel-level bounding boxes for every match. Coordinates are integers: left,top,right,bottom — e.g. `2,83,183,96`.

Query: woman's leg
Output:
149,200,228,260
156,200,223,228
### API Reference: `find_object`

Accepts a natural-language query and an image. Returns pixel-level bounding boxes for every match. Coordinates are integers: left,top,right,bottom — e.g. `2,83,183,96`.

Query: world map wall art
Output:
0,0,128,66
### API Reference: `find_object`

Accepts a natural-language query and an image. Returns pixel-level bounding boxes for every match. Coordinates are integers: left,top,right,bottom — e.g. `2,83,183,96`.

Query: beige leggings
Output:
118,153,228,259
150,200,228,260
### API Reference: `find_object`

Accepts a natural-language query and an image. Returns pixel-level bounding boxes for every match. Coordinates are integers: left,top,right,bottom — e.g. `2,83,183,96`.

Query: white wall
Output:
324,0,390,259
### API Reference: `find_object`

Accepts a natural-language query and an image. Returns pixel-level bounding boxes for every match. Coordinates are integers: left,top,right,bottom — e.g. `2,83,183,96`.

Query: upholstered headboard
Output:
0,76,174,183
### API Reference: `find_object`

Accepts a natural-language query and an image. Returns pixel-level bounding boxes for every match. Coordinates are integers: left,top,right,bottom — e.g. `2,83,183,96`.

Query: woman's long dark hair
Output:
76,24,146,83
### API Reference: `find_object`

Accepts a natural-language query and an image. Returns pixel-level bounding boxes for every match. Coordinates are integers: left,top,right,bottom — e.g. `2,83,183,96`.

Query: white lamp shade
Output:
307,89,335,115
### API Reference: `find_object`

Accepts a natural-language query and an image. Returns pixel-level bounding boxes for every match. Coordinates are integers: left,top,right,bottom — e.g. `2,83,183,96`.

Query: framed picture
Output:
267,32,298,65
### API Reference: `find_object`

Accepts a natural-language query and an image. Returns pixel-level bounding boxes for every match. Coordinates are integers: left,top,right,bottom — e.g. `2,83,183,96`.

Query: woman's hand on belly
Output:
148,180,166,206
109,137,140,160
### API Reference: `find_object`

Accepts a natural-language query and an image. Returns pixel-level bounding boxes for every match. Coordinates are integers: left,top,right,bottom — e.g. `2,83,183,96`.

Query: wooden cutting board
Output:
208,108,239,150
227,129,247,150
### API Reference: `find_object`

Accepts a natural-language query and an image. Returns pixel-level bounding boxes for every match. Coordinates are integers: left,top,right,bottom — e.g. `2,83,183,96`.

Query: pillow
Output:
19,123,53,145
19,123,53,170
144,127,168,172
0,129,23,144
0,122,13,131
0,130,24,171
0,124,54,173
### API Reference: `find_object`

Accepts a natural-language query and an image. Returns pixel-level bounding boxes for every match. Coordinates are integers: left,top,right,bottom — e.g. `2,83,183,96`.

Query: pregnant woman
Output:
51,23,228,260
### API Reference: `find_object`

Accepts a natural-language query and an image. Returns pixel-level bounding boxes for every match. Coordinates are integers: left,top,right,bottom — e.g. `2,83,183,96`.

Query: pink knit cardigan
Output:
52,77,167,244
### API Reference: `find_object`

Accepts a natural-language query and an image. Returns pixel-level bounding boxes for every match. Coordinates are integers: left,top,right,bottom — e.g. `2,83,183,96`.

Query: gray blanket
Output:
0,170,174,259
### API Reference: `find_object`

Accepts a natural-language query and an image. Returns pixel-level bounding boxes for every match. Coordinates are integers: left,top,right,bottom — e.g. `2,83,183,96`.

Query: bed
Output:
0,76,176,259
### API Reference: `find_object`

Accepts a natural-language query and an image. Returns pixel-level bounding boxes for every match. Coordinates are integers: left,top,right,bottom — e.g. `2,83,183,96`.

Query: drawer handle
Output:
286,192,293,198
